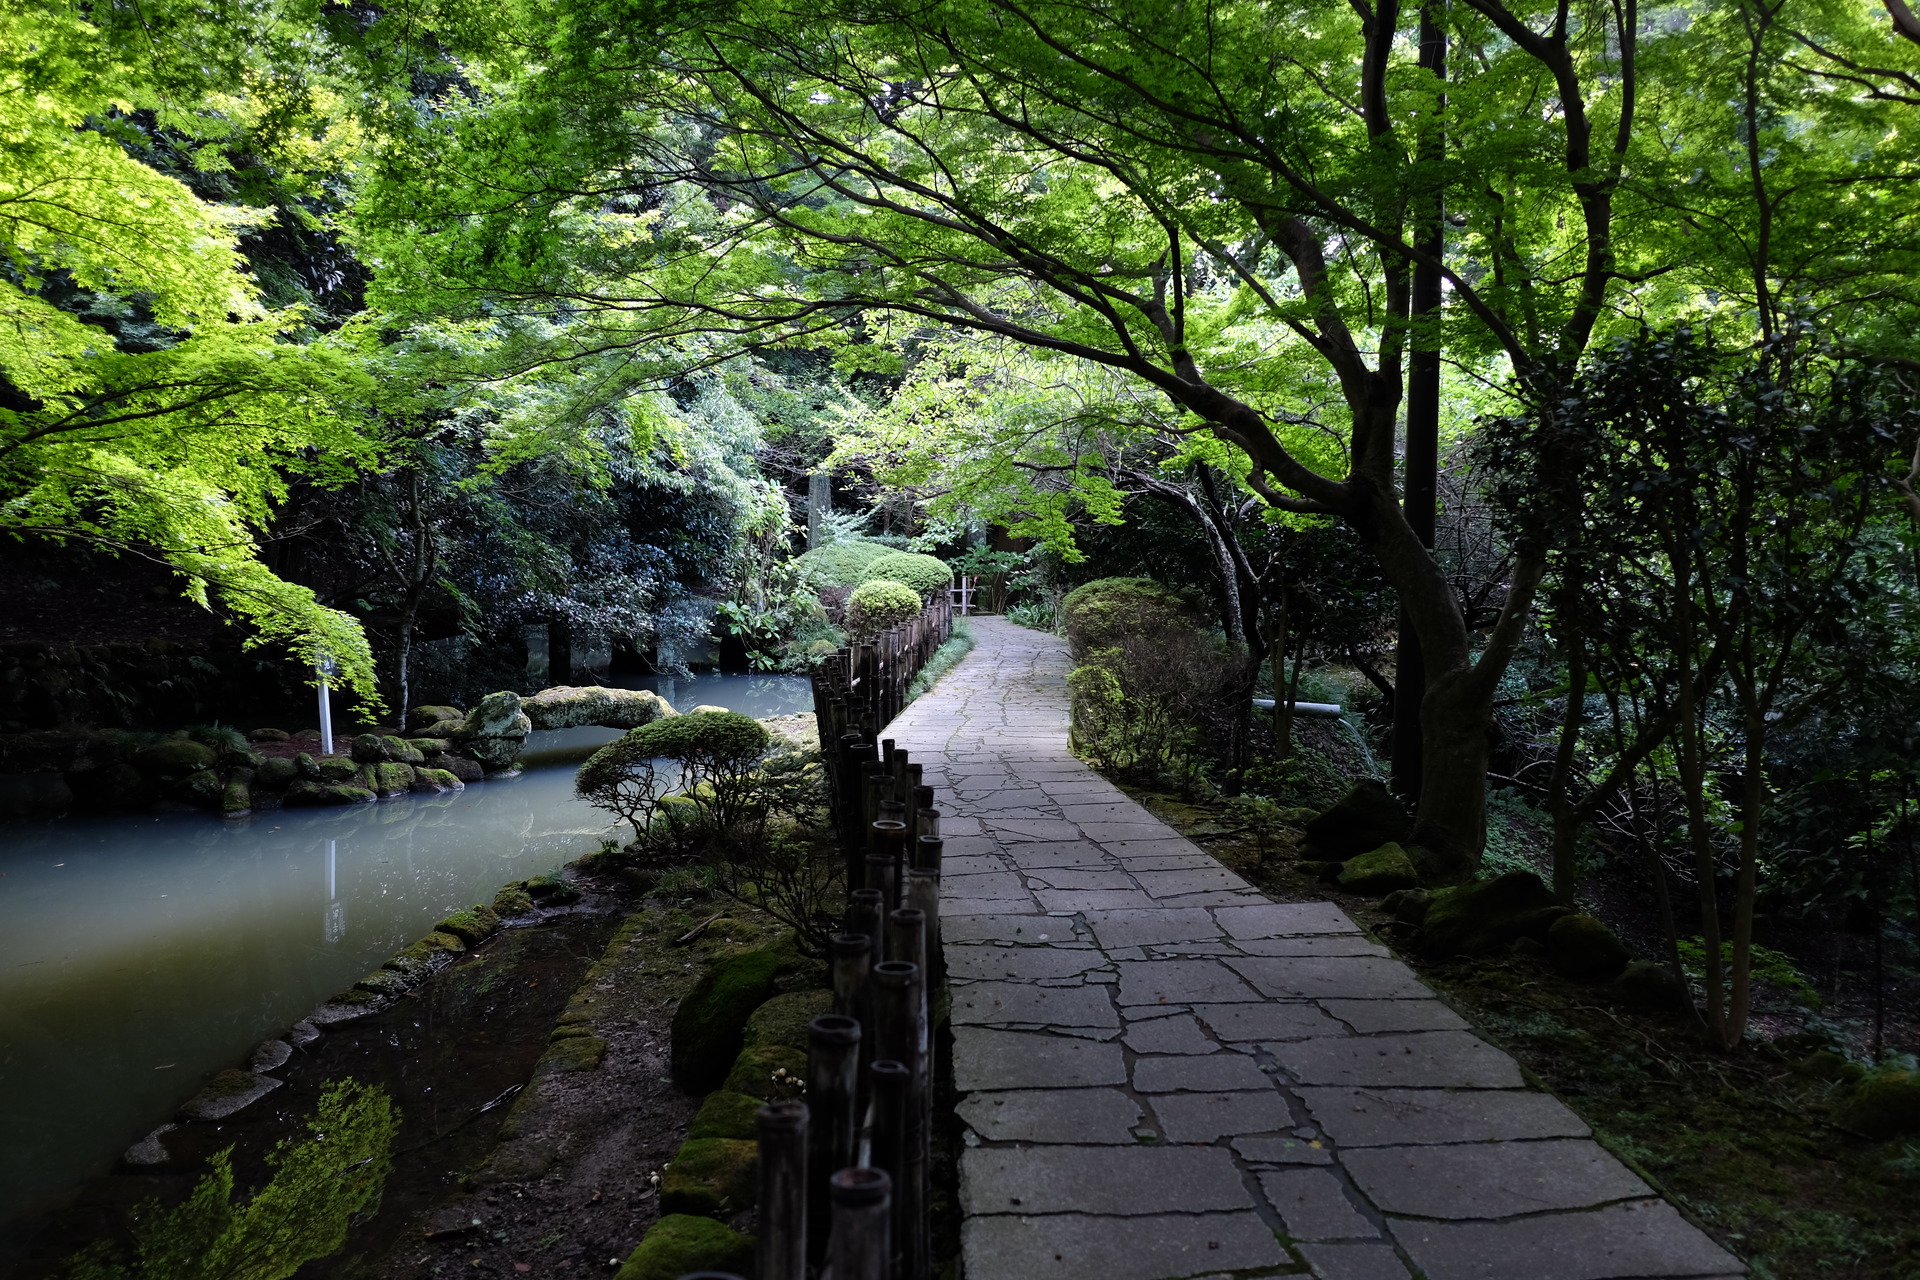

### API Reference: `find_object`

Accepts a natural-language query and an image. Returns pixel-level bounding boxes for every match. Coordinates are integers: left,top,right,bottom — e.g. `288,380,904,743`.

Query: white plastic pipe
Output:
1252,698,1345,719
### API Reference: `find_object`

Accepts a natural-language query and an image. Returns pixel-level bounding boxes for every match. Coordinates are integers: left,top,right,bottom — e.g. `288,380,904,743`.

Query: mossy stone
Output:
383,930,466,978
1547,913,1630,982
173,769,224,807
435,905,500,946
354,969,409,997
254,756,298,788
493,883,535,915
1609,960,1692,1012
535,1035,606,1076
723,1043,809,1100
1416,870,1570,958
687,1090,763,1141
315,756,360,782
381,734,426,765
670,946,784,1090
1301,779,1411,859
660,1139,758,1217
527,873,581,904
350,733,392,763
220,777,251,814
133,739,217,780
743,989,834,1053
412,767,464,792
613,1215,754,1280
284,779,375,806
1337,842,1420,895
1833,1070,1920,1139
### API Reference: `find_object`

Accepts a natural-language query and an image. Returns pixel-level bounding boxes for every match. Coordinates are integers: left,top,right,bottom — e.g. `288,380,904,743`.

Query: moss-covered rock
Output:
172,768,225,807
133,739,217,780
406,736,453,756
411,767,464,793
456,691,532,771
1337,842,1420,894
248,727,291,743
534,1035,607,1076
408,704,465,731
350,733,391,763
283,779,376,807
382,930,467,979
670,946,784,1090
381,735,426,765
526,873,581,904
1301,779,1411,860
743,989,834,1053
1416,870,1570,958
660,1139,759,1217
1795,1050,1868,1085
723,1043,809,1100
1547,913,1631,982
430,753,484,783
354,968,409,998
1381,887,1432,926
1834,1069,1920,1139
254,756,298,789
687,1090,764,1141
613,1215,754,1280
315,755,360,782
357,761,416,796
1607,960,1692,1012
493,883,535,915
434,905,500,946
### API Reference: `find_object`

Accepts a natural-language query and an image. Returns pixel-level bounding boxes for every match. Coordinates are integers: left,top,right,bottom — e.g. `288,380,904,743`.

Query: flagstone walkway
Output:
887,617,1745,1280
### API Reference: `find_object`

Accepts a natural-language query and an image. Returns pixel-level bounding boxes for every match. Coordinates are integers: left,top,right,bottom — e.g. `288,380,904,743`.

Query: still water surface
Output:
0,673,809,1229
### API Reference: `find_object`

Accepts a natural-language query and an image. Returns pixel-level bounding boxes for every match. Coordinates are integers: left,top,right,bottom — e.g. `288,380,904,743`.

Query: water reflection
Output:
0,671,811,1230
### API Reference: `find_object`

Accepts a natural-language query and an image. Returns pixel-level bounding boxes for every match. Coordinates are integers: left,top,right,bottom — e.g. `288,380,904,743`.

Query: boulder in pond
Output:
660,1139,758,1218
1547,913,1631,981
411,767,465,793
1301,779,1411,860
381,735,425,765
315,756,359,782
1415,870,1570,958
455,691,531,771
430,753,484,784
406,736,453,756
134,739,217,780
671,946,784,1090
614,1215,754,1280
351,732,391,763
434,905,500,945
283,779,376,807
171,768,224,807
253,756,298,788
357,761,416,796
522,685,678,730
220,774,251,815
493,882,535,915
179,1069,282,1121
407,704,464,732
1337,842,1420,895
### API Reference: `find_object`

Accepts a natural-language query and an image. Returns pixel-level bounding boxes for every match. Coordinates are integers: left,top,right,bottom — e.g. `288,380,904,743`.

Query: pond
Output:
0,672,812,1234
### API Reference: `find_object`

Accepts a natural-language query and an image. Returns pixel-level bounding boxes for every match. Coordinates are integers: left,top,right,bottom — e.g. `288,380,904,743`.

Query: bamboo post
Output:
867,1061,910,1278
848,890,885,978
756,1100,808,1280
831,932,871,1021
806,1015,861,1265
870,819,908,915
828,1168,892,1280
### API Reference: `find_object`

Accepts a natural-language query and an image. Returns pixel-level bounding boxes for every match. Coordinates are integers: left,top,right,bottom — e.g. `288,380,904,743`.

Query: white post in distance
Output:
316,653,338,755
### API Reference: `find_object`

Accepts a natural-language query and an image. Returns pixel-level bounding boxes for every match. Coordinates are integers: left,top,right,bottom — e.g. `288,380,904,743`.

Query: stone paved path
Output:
887,617,1745,1280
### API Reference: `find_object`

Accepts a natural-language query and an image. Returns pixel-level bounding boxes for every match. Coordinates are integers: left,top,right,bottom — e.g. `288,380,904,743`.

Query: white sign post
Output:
316,653,339,756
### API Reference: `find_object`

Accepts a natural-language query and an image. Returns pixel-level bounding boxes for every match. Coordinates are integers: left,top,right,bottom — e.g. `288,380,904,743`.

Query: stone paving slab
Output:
880,617,1744,1280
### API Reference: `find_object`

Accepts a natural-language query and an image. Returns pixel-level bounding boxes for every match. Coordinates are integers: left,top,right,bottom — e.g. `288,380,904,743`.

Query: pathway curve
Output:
886,617,1744,1280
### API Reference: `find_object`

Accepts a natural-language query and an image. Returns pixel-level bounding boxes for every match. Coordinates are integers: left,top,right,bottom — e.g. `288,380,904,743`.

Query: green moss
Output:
493,883,535,915
1337,842,1420,894
253,756,298,788
670,946,783,1090
1834,1070,1920,1139
205,1068,258,1097
1547,913,1631,982
434,905,500,946
743,989,833,1053
794,538,897,588
846,578,922,639
1059,576,1204,659
723,1043,808,1100
526,873,580,903
687,1090,764,1141
613,1215,754,1280
659,1139,758,1217
534,1035,607,1076
1417,870,1570,958
1302,780,1411,860
380,735,425,765
353,969,408,998
619,712,769,766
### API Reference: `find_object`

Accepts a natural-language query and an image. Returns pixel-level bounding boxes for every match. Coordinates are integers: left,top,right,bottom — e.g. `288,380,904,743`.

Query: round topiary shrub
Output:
858,551,952,596
577,711,772,841
626,710,770,765
846,579,922,640
794,539,897,587
1060,576,1205,660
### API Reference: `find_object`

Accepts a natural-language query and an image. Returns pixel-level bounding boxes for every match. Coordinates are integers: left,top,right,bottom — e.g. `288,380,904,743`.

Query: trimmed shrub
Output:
859,551,952,596
577,711,771,840
846,579,922,640
794,539,897,587
1061,576,1205,660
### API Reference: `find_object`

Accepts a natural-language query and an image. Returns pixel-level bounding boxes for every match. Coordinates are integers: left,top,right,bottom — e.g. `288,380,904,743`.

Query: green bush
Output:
846,579,922,640
858,551,952,596
794,539,896,587
1061,576,1204,660
577,711,771,840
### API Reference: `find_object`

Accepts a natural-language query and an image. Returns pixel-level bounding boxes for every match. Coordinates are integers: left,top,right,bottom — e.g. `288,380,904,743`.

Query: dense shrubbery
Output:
857,551,951,596
794,539,897,588
844,579,922,640
576,711,771,840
